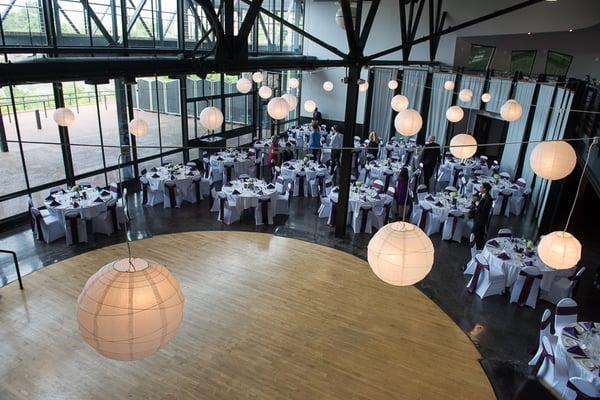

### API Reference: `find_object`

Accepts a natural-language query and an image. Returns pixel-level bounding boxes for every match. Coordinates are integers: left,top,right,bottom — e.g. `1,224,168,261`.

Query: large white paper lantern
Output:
481,93,492,103
449,133,477,159
359,81,369,92
258,85,272,99
53,107,75,127
388,80,399,90
394,109,423,136
323,81,334,92
252,71,264,83
236,78,252,94
335,3,357,30
129,118,149,137
288,77,300,89
459,89,473,102
267,97,289,120
530,140,576,180
304,100,317,113
199,106,223,130
367,222,434,286
77,257,184,361
444,80,455,91
391,95,409,112
538,231,581,270
282,93,298,111
500,99,523,121
446,105,464,123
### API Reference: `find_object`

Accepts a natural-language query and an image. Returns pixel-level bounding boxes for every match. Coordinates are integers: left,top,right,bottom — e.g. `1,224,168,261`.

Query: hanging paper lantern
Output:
446,105,464,123
530,140,577,180
390,95,409,112
267,97,290,120
335,4,357,30
258,86,272,99
236,78,252,94
199,106,223,130
388,80,399,90
323,81,334,92
359,81,369,92
394,109,423,136
288,77,300,89
538,231,581,270
282,93,298,111
500,99,523,121
129,118,149,137
459,89,473,102
481,93,492,103
77,257,184,361
367,222,435,286
53,107,75,127
444,80,455,91
252,72,264,83
449,133,477,159
303,100,317,113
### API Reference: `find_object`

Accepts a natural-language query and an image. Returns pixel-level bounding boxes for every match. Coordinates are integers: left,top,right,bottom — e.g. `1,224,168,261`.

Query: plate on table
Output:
563,337,578,347
579,358,597,370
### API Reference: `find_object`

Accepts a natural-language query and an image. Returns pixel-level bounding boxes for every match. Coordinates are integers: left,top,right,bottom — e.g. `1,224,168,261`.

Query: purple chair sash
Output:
566,380,600,400
467,260,489,293
329,202,337,227
194,179,201,203
33,212,44,242
499,192,512,216
360,207,370,233
225,165,234,183
532,346,555,376
166,184,177,208
140,181,148,205
418,206,431,230
540,315,552,330
260,198,270,225
66,213,79,244
449,214,460,238
298,175,305,197
556,306,578,316
383,203,391,225
417,186,428,194
255,162,261,179
517,271,543,306
219,197,226,221
384,173,392,192
469,236,476,249
107,203,118,231
452,168,460,187
317,175,325,196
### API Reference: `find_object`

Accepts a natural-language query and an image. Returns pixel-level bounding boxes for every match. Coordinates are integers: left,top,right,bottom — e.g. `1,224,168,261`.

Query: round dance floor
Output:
0,231,494,399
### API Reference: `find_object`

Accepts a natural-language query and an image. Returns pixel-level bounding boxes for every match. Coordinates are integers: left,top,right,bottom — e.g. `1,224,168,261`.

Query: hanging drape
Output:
426,72,455,144
500,82,536,177
458,75,485,109
369,67,396,142
401,69,428,112
485,78,512,113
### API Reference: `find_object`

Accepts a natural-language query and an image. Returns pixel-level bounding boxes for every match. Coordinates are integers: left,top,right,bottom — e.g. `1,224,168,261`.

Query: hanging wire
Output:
116,153,135,271
564,138,598,231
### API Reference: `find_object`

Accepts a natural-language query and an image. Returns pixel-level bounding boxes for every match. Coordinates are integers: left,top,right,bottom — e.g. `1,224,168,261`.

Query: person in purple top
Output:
394,168,411,220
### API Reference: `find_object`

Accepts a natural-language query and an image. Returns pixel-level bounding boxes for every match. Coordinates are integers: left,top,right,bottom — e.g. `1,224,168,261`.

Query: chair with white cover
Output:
437,163,452,184
510,188,531,216
163,180,182,208
141,176,164,207
499,171,511,180
255,195,274,225
442,210,464,242
416,184,428,202
293,170,309,197
510,266,543,308
562,378,600,400
217,192,240,225
528,309,556,370
540,267,585,305
497,228,512,238
209,182,220,213
327,196,339,227
410,203,441,236
372,198,393,229
493,189,512,217
274,175,286,194
554,298,578,335
464,233,480,274
382,169,394,192
30,207,64,244
466,254,505,298
109,182,119,199
64,210,87,245
222,162,235,184
190,175,203,204
371,179,384,193
318,195,331,219
532,337,561,392
385,186,395,200
352,203,373,234
274,183,293,216
310,172,327,198
444,185,457,193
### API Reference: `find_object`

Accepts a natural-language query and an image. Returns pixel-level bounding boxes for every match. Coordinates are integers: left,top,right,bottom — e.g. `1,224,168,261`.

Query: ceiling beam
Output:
359,0,380,50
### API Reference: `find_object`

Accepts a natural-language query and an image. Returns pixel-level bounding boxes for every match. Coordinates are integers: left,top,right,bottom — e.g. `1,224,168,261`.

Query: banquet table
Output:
481,237,573,291
441,157,480,181
331,183,385,215
145,165,198,200
220,179,278,213
367,160,412,181
44,186,113,225
556,321,600,389
210,151,254,176
420,192,472,223
280,160,329,182
471,175,520,200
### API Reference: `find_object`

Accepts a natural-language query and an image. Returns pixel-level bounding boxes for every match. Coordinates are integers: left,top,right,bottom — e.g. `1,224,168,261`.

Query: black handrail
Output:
0,249,24,290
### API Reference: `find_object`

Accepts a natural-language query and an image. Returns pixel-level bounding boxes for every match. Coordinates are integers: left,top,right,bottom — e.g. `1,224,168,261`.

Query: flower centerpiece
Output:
356,181,362,188
71,184,81,193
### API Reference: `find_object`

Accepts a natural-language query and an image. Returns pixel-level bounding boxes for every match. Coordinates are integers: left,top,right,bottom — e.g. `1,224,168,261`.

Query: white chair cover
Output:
466,254,505,298
493,189,512,217
528,309,556,369
554,298,578,335
562,378,600,400
442,210,464,242
509,266,543,308
351,204,374,234
540,267,585,305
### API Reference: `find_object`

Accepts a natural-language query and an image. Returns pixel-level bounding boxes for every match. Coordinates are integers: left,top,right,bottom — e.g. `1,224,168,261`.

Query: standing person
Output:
420,135,441,191
367,131,380,158
470,182,493,249
329,125,344,176
268,134,279,167
309,121,322,161
394,167,411,220
312,107,322,125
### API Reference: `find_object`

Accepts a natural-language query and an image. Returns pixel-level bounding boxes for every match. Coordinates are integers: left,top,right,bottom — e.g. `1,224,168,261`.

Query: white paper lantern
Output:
394,109,423,136
500,99,523,121
538,231,581,270
481,92,492,103
267,97,290,120
444,80,455,91
388,80,399,90
449,133,478,159
367,222,434,286
258,85,272,99
53,107,75,127
530,140,577,180
288,77,300,89
199,106,223,130
236,78,252,94
359,81,369,92
282,93,298,111
252,72,264,83
391,95,409,112
304,100,317,113
459,89,473,103
77,257,184,361
129,118,149,137
323,81,334,92
335,4,357,30
446,105,464,123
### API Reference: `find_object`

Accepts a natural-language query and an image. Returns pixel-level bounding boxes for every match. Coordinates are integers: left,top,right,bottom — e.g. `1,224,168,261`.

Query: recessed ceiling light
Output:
569,29,573,32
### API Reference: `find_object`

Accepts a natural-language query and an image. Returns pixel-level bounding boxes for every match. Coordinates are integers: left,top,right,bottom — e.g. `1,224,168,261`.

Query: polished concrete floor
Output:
1,186,599,399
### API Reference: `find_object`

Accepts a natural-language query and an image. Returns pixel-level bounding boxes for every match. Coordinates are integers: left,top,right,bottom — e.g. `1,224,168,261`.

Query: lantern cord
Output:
117,153,135,272
564,138,598,232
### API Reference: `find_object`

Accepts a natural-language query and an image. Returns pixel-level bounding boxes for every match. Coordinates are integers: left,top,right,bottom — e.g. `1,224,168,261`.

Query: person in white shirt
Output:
329,125,343,176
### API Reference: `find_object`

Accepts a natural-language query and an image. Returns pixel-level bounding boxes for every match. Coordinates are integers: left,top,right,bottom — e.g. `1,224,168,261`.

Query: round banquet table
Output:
481,237,573,291
471,175,520,200
420,192,472,223
280,160,329,182
331,184,385,215
210,151,254,176
556,322,600,389
145,165,198,199
220,179,278,213
443,157,479,180
44,187,113,226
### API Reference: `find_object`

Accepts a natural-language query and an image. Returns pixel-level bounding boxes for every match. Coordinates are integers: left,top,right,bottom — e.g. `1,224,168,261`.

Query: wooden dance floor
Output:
0,231,494,399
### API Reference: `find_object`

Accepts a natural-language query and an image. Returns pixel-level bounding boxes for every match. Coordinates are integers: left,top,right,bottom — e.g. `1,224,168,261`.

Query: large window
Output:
466,44,496,71
510,50,537,75
545,51,573,76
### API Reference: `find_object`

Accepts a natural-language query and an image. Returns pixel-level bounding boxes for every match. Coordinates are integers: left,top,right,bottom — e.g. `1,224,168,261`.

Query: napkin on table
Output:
45,195,54,201
497,252,511,260
563,326,580,338
488,239,499,248
72,202,80,208
93,197,104,203
435,201,444,207
232,190,241,195
49,200,61,207
566,346,587,358
100,190,111,197
266,183,275,189
152,173,160,178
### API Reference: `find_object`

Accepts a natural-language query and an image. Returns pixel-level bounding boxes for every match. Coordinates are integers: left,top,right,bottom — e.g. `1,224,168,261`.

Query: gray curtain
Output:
426,72,455,144
401,69,427,112
458,75,484,109
369,67,397,142
485,78,512,114
500,82,536,177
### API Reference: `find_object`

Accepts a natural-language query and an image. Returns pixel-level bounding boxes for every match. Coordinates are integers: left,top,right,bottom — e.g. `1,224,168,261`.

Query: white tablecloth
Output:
45,187,112,226
420,192,471,223
556,322,600,389
280,160,328,182
331,184,385,214
210,151,254,176
220,179,277,213
472,175,520,200
145,166,198,198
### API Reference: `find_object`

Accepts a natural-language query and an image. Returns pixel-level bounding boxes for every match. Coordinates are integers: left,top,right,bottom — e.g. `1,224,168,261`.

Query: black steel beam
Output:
53,82,76,187
80,0,118,46
193,0,225,43
358,0,380,50
126,0,149,35
237,0,264,42
340,0,359,58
